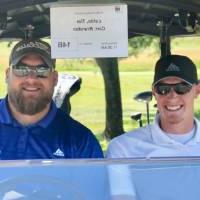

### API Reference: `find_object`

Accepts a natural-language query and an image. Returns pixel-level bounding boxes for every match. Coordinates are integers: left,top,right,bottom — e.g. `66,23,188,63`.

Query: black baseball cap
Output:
9,39,56,68
153,55,198,86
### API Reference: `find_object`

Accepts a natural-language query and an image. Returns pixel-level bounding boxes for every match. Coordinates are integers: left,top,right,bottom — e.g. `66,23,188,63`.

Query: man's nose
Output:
25,69,38,79
167,87,178,97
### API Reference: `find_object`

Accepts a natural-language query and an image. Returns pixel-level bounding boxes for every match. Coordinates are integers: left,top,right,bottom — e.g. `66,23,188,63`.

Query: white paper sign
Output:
50,4,128,58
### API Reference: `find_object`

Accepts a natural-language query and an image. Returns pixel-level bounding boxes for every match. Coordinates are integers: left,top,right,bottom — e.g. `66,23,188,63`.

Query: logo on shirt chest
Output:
53,148,65,157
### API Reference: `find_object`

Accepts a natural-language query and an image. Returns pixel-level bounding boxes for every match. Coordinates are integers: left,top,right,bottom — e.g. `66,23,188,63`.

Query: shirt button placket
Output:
17,127,29,158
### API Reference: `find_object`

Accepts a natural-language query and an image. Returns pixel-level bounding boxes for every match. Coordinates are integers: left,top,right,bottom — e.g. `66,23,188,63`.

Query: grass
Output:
1,37,200,152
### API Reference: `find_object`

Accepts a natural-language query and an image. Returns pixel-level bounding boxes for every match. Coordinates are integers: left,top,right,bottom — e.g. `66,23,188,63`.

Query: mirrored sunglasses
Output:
12,63,53,78
154,82,193,95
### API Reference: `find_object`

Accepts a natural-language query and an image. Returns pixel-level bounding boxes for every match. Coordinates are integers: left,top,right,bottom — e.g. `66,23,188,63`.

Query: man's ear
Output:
152,88,157,99
53,71,58,86
5,68,10,83
195,81,200,98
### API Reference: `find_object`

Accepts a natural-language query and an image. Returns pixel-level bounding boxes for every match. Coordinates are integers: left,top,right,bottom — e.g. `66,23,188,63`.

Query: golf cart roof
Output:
0,0,200,39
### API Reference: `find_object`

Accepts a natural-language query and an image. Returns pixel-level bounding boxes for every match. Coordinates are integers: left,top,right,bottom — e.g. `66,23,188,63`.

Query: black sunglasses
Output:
154,82,193,95
12,63,53,78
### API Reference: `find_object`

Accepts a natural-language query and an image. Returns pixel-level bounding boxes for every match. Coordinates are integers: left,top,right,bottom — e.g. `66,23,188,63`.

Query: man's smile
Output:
165,105,183,111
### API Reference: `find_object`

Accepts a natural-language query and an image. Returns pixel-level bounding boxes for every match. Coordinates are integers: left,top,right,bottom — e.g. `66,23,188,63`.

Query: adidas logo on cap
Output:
166,63,180,72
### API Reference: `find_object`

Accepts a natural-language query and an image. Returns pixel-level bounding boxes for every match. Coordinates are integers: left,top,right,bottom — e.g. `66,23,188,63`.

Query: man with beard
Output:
107,55,200,158
0,39,103,159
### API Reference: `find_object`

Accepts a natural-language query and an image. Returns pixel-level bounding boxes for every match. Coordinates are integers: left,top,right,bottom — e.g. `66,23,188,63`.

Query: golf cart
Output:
0,1,200,199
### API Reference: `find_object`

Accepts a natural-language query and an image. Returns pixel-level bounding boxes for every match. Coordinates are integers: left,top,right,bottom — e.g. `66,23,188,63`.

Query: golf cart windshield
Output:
0,158,200,200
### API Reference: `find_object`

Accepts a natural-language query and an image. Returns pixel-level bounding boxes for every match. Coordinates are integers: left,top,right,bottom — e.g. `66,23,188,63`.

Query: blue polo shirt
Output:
0,98,103,159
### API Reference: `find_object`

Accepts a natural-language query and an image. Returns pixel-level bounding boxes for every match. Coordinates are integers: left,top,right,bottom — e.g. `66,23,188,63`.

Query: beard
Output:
8,86,54,115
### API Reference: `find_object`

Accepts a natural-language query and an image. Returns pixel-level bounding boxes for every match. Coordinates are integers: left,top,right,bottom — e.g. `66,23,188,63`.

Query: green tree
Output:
128,35,157,56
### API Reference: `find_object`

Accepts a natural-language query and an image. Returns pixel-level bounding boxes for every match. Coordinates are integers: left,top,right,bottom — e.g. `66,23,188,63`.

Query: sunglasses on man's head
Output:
12,63,53,78
154,82,193,95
